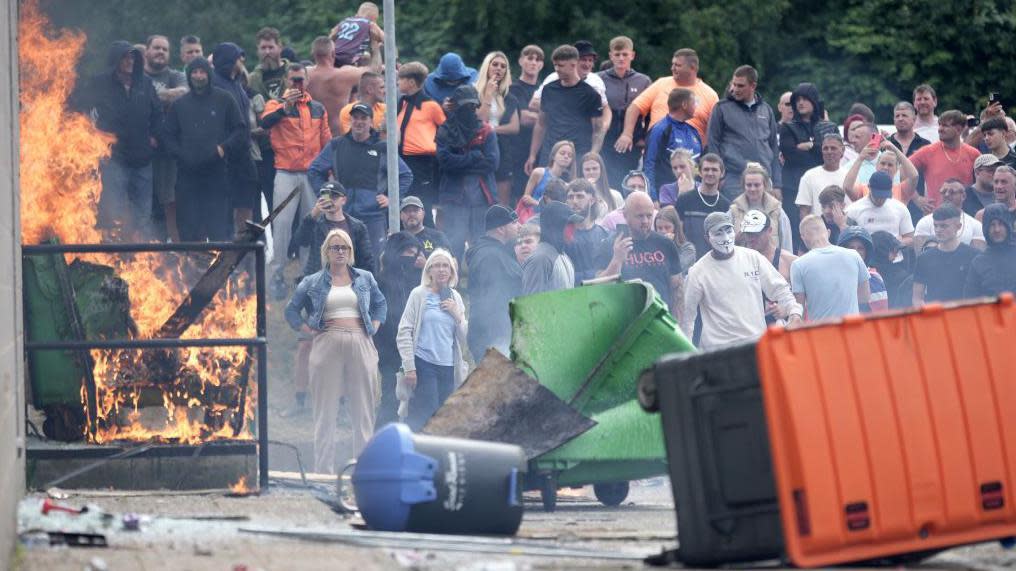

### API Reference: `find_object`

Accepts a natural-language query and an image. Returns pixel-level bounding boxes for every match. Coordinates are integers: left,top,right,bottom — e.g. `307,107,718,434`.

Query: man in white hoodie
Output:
683,212,802,349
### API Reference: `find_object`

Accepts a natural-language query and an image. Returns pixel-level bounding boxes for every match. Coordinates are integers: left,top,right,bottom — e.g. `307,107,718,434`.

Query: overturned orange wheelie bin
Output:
640,296,1016,568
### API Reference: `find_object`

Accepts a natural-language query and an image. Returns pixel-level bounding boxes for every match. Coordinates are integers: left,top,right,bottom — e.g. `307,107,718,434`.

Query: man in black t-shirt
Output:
508,45,544,202
525,45,604,173
913,204,979,304
674,153,731,260
598,192,683,316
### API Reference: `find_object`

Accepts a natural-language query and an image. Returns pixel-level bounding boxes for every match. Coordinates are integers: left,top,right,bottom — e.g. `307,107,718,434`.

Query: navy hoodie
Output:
162,57,247,172
78,40,162,167
211,42,252,131
965,204,1016,297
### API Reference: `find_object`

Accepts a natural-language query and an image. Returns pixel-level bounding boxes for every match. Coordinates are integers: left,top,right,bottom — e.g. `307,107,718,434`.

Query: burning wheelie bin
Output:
424,280,695,510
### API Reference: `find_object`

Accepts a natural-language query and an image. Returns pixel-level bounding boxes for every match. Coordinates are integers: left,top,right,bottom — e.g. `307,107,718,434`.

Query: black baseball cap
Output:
319,181,346,196
350,102,373,118
574,40,597,58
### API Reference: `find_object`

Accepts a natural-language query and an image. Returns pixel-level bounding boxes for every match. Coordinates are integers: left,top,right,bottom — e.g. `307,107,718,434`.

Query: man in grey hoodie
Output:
522,200,582,294
706,65,782,201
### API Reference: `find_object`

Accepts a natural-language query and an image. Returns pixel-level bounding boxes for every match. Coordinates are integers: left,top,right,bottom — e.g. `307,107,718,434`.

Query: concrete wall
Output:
0,0,25,565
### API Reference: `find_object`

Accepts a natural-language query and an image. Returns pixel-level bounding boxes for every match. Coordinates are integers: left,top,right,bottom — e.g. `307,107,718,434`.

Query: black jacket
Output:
779,83,837,198
293,212,375,275
78,41,162,167
965,204,1016,297
375,232,425,368
162,58,247,172
465,235,522,342
211,43,252,131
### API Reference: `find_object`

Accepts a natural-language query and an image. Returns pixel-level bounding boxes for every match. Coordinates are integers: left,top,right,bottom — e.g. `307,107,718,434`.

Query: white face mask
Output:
709,226,736,255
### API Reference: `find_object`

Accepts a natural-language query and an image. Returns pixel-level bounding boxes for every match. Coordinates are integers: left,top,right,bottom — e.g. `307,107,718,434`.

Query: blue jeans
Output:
407,356,455,431
99,157,154,239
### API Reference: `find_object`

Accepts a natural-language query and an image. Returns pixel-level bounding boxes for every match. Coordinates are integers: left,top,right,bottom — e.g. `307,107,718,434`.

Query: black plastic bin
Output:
639,342,783,567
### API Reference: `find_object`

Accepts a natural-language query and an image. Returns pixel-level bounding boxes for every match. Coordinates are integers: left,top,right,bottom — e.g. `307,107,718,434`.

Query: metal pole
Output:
383,0,399,234
255,245,269,491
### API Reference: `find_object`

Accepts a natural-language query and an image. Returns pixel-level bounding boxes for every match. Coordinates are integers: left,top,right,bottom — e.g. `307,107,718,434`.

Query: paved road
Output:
18,479,1013,570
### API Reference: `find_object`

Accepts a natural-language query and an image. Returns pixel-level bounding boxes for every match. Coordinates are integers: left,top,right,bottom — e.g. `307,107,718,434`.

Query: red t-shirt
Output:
909,142,980,207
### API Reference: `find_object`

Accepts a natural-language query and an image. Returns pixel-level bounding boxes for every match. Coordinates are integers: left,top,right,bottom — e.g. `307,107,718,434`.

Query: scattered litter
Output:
86,556,108,571
46,531,108,547
239,526,649,560
45,487,69,500
122,513,140,531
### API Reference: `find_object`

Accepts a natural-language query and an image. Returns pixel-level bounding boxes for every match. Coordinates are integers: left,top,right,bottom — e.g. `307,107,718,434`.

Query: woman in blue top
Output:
518,140,576,213
396,248,468,430
285,228,387,473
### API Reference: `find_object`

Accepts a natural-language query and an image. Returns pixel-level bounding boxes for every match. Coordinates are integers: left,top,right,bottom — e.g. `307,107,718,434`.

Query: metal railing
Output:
21,241,269,489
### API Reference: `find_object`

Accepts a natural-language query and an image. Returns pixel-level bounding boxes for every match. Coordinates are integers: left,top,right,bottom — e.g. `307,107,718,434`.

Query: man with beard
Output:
465,205,522,359
565,179,609,283
965,204,1016,297
373,231,424,426
162,57,246,241
436,85,499,259
77,40,162,240
248,28,289,101
522,200,582,294
144,35,187,241
966,154,1000,216
682,212,801,349
399,196,450,258
211,42,259,232
598,192,684,316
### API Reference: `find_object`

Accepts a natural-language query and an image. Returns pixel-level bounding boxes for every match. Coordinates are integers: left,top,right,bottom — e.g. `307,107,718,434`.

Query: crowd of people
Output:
74,2,1016,472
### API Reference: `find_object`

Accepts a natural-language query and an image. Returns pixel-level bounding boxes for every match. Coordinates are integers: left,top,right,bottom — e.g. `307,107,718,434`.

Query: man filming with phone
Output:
597,192,684,318
262,62,333,299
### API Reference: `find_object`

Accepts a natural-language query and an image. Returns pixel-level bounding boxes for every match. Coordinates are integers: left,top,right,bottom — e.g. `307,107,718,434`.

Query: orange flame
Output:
229,475,250,495
19,0,257,445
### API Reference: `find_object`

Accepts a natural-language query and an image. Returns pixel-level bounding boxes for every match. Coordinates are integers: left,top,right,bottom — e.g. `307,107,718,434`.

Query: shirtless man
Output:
306,36,368,135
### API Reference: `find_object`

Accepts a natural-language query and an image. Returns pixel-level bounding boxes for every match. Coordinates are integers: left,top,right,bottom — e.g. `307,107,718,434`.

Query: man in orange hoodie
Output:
262,62,333,299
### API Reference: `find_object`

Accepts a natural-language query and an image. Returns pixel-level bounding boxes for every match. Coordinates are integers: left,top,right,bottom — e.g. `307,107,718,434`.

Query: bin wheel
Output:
539,474,557,512
637,370,659,412
594,481,630,506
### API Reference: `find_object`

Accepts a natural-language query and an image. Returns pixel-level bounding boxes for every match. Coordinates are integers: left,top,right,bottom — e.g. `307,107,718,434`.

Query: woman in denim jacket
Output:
286,228,387,473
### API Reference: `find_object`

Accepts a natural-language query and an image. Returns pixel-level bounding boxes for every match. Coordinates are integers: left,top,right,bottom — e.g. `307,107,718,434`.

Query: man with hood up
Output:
424,53,477,105
436,85,499,259
374,231,425,426
965,203,1016,297
78,40,163,240
211,42,259,231
465,205,522,359
162,57,247,241
779,82,837,247
522,200,582,294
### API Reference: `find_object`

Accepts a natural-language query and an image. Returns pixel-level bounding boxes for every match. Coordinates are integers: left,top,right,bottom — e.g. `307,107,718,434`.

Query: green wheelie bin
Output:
509,280,695,510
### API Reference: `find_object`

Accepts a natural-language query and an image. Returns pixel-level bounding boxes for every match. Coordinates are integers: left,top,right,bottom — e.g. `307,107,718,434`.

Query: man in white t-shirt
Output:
913,179,985,251
796,133,851,217
845,170,915,246
682,211,802,349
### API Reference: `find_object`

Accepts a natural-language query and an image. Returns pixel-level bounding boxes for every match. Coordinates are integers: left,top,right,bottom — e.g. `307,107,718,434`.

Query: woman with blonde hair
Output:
580,152,623,221
396,248,468,430
475,51,521,206
285,228,387,473
656,149,698,207
728,162,793,252
517,140,576,221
